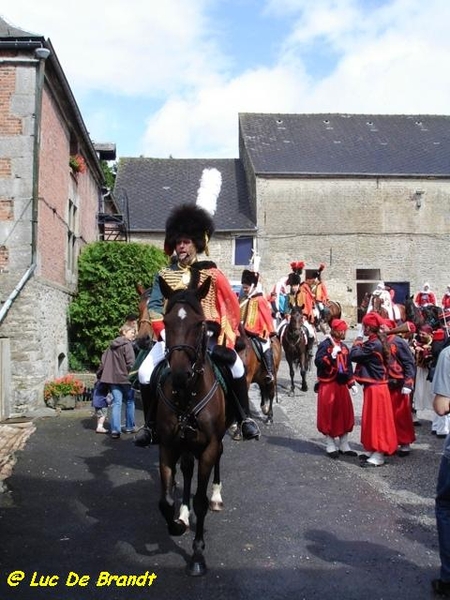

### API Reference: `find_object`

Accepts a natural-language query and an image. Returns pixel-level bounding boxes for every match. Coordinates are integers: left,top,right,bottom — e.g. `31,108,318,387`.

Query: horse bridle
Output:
165,320,208,383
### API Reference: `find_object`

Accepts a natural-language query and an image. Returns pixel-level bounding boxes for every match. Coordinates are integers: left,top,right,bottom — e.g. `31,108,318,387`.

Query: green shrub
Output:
68,241,167,370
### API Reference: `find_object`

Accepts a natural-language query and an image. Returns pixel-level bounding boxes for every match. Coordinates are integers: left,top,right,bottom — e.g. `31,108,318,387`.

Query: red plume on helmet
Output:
290,261,305,274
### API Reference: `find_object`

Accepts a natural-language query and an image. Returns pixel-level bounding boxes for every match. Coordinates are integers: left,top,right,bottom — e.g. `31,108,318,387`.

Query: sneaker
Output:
241,418,260,440
122,427,137,434
110,432,120,439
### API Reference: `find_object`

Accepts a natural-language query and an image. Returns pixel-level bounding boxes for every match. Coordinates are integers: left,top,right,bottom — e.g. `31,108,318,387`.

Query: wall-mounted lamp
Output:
414,190,424,208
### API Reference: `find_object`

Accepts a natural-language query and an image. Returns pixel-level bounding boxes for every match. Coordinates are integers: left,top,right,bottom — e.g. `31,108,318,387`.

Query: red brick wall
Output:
37,88,71,285
0,67,22,135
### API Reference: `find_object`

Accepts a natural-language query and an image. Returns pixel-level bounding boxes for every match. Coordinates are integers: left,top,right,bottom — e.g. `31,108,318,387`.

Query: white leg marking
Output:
178,504,190,527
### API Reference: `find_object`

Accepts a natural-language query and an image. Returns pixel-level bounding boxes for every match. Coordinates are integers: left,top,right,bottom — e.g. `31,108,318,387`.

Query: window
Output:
234,236,254,266
67,199,78,274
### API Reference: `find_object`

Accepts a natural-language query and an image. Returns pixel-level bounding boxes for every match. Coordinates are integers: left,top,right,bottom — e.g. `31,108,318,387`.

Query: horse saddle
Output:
249,336,264,362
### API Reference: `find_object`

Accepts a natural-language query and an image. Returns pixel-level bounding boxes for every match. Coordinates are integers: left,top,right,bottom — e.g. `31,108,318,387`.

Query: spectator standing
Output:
350,312,397,467
412,325,435,429
383,322,416,456
315,318,358,458
97,324,136,439
431,346,450,598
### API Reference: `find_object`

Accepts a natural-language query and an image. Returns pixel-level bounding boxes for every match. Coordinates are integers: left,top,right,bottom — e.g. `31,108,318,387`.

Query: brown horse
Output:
237,328,282,424
141,276,232,576
281,306,311,395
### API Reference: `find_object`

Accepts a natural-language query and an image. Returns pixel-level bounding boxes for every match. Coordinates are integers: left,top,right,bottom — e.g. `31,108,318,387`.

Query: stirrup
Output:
241,418,260,440
134,425,159,447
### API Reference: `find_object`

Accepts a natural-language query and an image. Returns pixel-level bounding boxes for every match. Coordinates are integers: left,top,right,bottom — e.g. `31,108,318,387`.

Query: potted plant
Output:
69,154,87,174
44,375,85,409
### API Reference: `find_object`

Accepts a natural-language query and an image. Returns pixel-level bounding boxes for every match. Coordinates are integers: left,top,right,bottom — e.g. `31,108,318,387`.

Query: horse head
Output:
136,283,153,350
289,305,306,333
160,276,211,393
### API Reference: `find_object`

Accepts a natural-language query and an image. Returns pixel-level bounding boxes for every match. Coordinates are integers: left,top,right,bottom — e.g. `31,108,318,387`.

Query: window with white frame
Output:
234,236,254,266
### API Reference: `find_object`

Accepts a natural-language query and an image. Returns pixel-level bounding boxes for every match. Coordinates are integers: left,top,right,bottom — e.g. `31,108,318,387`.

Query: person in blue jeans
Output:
97,324,136,439
431,345,450,597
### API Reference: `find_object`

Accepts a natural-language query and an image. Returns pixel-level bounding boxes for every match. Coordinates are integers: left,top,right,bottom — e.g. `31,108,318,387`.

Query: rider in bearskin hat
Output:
135,201,260,446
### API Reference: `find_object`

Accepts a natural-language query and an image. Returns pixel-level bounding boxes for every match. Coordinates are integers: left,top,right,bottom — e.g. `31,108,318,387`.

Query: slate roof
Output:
239,113,450,177
0,16,42,39
114,158,256,233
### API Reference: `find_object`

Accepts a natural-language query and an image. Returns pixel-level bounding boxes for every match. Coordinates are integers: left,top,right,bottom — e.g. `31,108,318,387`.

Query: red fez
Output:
385,319,396,329
420,325,433,334
330,319,348,332
433,329,445,341
362,312,385,329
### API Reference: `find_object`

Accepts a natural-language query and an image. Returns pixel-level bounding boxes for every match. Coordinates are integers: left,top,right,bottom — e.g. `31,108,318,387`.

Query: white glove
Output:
350,385,358,395
331,346,341,359
401,387,412,395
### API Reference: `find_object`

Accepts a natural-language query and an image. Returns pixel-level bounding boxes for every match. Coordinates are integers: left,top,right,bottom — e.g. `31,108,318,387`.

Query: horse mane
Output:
165,288,205,316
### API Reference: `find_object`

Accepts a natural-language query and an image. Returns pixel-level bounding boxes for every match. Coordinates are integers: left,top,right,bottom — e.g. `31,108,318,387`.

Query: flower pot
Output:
46,395,76,410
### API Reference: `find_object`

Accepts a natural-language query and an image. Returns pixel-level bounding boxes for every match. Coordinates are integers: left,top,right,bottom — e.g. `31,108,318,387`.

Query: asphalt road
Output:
0,341,444,600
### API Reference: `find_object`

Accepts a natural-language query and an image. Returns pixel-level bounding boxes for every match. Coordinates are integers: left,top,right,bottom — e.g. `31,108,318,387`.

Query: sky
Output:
2,0,450,160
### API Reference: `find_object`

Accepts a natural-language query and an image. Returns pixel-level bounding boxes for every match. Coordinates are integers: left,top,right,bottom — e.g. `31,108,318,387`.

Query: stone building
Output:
0,17,119,417
115,112,450,322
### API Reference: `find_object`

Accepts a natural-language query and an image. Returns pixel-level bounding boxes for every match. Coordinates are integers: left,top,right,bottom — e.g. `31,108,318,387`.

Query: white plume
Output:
196,168,222,215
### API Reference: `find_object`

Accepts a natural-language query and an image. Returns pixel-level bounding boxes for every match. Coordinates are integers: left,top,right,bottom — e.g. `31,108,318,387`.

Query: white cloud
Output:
2,0,450,158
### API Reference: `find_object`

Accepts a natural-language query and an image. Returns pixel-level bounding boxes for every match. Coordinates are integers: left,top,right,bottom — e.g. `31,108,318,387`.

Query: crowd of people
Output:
89,193,450,595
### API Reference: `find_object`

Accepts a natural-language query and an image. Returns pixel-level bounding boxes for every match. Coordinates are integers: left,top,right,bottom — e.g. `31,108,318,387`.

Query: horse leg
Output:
287,359,296,396
262,382,274,424
188,447,217,577
209,444,224,511
178,451,194,527
158,446,187,537
300,356,308,392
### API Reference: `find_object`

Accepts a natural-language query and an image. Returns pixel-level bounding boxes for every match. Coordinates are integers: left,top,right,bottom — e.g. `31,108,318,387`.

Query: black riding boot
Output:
262,348,275,383
134,384,159,447
231,375,260,440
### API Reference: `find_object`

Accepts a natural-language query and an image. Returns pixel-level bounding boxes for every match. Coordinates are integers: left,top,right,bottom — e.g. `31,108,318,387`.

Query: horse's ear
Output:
196,276,211,300
159,276,175,299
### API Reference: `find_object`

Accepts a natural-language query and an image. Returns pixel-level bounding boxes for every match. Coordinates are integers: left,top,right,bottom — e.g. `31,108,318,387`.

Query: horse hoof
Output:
168,519,187,536
188,559,207,577
266,417,273,425
209,500,224,511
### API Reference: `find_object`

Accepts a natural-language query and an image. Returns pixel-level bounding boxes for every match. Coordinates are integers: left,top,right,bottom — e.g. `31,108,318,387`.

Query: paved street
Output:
0,338,444,600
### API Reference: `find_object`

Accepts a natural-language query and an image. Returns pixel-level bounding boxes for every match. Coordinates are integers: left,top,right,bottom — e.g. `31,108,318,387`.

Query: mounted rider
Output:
281,263,316,358
367,281,397,321
135,200,260,446
415,282,437,308
239,269,276,383
309,263,330,322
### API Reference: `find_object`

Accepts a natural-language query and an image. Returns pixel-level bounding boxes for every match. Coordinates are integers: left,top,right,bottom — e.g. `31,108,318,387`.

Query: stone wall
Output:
256,177,450,322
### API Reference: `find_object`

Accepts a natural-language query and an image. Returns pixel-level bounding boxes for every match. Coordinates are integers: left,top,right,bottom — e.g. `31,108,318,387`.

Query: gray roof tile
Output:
239,113,450,176
114,158,256,232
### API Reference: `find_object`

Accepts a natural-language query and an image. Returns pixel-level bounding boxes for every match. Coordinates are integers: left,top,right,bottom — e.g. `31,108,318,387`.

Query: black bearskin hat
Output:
241,269,259,286
164,203,215,256
315,263,325,280
287,273,301,286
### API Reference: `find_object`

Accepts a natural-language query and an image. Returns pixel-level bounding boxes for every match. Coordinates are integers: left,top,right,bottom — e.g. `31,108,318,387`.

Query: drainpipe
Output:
0,47,50,324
